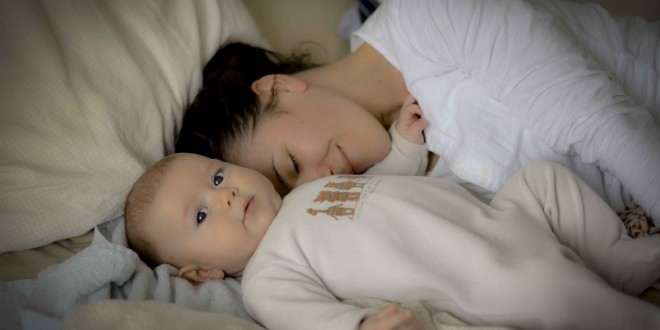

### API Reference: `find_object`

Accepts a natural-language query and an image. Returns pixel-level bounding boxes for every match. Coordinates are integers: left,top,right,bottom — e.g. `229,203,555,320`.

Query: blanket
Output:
61,298,512,330
0,217,251,330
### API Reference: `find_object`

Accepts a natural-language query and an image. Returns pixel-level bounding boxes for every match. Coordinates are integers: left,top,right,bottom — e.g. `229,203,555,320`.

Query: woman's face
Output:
227,85,391,195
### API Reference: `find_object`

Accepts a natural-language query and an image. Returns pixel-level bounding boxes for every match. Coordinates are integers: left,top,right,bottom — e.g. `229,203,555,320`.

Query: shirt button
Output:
480,167,489,176
430,136,439,145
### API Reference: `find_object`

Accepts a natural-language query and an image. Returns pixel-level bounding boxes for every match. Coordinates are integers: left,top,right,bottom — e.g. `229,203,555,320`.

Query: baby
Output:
125,153,660,330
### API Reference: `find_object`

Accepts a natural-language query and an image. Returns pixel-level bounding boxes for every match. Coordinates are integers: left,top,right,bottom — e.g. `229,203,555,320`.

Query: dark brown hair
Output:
175,42,316,159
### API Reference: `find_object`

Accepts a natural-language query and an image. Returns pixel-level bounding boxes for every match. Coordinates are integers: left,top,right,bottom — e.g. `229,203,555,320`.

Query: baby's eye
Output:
196,208,208,224
213,170,225,186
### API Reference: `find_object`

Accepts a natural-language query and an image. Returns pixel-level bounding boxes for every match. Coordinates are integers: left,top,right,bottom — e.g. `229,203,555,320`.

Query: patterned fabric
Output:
619,202,659,238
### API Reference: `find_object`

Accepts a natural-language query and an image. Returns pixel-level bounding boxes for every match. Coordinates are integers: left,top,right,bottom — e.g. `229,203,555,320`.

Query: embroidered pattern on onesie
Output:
306,175,376,221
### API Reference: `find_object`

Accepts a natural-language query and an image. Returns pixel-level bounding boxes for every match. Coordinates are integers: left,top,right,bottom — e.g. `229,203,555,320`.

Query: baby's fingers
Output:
402,94,417,108
399,104,427,131
361,302,419,330
400,102,423,125
380,303,419,330
377,302,403,317
410,116,428,131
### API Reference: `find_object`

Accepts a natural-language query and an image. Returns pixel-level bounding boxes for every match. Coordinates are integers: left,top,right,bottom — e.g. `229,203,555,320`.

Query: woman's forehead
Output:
225,126,273,165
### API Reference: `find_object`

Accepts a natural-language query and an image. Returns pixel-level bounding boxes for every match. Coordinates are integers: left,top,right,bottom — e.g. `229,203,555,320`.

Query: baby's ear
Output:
251,74,307,95
178,264,225,285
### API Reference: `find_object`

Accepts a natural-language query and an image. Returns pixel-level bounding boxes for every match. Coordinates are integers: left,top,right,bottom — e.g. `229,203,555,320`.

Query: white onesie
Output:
242,163,660,330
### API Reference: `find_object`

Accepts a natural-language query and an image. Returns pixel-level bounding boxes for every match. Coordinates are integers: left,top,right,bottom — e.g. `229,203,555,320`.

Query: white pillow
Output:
0,0,268,253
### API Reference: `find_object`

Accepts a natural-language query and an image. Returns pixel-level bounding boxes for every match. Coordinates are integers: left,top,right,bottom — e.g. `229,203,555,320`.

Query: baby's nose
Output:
215,187,238,208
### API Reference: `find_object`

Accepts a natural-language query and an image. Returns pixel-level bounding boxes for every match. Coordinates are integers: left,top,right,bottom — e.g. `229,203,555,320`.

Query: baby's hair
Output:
175,42,317,161
124,154,181,268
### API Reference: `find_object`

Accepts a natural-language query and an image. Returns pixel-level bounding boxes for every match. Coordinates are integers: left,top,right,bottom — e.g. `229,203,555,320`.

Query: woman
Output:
176,0,660,223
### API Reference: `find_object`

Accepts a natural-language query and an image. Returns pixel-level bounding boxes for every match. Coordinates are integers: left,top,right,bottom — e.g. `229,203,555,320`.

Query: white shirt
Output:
351,0,660,221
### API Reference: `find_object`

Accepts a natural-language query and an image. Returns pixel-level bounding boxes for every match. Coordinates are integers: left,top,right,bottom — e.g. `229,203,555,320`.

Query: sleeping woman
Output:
175,0,660,223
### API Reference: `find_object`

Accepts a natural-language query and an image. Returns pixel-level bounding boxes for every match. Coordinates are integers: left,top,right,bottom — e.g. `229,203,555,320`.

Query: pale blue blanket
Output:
0,217,251,330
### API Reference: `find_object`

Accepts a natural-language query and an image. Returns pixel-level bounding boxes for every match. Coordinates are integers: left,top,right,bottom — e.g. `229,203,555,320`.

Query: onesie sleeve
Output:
365,121,428,176
242,263,376,330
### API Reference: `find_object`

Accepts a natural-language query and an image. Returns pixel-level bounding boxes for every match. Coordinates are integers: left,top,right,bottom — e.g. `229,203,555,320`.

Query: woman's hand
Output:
359,302,421,330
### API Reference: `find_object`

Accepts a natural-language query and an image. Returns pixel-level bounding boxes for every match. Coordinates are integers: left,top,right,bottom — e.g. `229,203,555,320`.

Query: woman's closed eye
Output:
289,154,300,175
274,153,298,193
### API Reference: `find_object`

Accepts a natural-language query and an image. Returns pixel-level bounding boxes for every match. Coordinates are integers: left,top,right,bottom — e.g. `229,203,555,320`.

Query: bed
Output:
0,0,658,329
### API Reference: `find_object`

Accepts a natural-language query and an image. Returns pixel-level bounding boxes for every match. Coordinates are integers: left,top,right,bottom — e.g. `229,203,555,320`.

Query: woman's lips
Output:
338,145,361,174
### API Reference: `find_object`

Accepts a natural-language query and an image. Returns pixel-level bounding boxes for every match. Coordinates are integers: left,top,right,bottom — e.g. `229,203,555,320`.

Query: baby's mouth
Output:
243,196,254,224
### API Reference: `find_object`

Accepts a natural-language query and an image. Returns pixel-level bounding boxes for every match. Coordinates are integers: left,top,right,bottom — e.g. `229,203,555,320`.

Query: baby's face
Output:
145,153,282,277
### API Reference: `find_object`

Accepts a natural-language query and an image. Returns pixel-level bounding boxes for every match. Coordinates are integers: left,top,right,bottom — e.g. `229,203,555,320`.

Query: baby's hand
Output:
359,302,420,330
396,94,427,145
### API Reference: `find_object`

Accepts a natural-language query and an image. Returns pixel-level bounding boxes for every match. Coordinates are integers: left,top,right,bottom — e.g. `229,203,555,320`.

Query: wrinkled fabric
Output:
352,0,660,223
